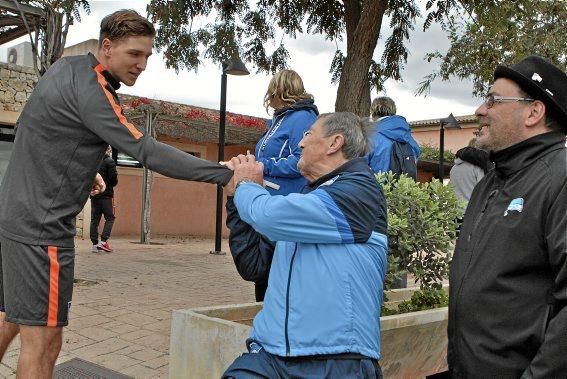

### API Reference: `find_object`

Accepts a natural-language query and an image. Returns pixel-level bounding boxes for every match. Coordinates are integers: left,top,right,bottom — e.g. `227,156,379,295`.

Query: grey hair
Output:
318,112,375,159
370,96,397,119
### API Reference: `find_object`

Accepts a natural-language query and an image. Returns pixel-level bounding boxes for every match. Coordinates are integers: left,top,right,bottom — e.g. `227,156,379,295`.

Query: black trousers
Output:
90,197,115,244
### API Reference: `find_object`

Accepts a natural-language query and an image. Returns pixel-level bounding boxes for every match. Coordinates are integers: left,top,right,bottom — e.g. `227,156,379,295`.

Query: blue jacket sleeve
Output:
257,111,316,178
234,182,369,244
367,134,392,173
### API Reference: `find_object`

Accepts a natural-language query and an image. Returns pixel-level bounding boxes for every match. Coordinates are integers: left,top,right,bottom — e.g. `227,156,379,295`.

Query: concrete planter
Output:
170,288,448,378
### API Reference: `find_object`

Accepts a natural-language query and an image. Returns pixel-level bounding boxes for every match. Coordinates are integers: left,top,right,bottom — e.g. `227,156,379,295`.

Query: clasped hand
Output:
221,153,264,196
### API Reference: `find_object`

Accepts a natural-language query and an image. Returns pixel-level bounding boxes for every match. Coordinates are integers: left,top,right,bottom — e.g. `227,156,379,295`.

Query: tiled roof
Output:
119,94,267,145
410,114,478,128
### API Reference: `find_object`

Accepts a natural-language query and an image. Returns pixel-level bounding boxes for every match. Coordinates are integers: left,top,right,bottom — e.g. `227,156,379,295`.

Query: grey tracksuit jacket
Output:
0,53,232,247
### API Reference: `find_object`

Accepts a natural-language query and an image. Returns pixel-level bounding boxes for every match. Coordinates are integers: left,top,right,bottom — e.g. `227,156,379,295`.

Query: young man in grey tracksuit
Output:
0,10,232,376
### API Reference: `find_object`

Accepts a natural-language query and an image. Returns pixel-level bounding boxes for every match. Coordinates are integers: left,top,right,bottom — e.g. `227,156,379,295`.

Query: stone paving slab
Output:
1,236,256,378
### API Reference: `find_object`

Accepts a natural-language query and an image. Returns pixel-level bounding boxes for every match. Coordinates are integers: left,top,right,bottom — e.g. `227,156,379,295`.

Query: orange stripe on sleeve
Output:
47,246,60,327
94,64,143,140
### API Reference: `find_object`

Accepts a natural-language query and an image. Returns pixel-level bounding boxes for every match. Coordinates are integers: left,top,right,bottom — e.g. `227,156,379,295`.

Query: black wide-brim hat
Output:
494,55,567,131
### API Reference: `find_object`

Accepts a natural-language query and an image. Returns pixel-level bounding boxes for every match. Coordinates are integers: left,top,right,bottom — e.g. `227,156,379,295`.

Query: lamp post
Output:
210,56,249,255
438,113,461,180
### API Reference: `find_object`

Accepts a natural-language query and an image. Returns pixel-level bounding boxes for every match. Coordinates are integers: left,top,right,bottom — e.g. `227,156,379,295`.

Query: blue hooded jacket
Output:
255,99,318,195
367,115,420,173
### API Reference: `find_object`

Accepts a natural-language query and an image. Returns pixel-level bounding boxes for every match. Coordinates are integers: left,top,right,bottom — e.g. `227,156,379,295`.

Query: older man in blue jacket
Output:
222,112,388,378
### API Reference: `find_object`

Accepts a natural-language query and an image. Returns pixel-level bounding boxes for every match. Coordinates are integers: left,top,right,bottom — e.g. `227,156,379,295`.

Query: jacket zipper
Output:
285,243,298,356
259,113,287,157
467,189,499,247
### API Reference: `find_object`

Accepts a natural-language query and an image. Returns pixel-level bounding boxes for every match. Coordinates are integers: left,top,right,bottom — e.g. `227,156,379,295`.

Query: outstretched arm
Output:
78,63,233,185
231,155,382,244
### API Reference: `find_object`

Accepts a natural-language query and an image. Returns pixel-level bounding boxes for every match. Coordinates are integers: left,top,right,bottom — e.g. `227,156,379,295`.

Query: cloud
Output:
286,33,336,56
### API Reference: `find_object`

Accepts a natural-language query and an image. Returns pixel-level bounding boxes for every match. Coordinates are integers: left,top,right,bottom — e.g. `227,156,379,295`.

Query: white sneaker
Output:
92,244,99,253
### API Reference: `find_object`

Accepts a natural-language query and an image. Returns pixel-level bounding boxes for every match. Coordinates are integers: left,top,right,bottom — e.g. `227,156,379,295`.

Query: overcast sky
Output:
2,1,482,121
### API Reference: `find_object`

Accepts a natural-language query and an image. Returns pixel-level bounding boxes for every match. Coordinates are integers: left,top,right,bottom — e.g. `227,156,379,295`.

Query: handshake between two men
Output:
221,152,279,195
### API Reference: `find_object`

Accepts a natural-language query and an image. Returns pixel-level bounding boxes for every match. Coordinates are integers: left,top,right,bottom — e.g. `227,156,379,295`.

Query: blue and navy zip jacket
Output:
232,158,388,359
255,99,318,195
367,115,420,173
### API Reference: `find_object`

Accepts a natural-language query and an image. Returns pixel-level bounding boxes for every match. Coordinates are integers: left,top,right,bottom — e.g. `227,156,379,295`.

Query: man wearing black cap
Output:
448,56,567,377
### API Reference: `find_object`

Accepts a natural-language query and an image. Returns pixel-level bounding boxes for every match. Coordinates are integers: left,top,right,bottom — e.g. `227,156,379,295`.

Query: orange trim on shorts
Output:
93,64,143,140
47,246,60,327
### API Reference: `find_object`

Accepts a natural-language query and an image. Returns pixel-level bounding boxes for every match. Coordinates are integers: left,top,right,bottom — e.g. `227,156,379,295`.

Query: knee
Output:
20,327,62,356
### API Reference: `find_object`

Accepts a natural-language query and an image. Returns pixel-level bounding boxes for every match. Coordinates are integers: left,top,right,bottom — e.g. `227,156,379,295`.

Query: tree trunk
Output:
141,111,156,244
335,54,373,116
335,0,388,116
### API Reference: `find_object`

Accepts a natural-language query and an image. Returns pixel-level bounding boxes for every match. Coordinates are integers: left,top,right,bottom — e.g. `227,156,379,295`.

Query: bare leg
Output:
0,312,20,361
17,325,62,379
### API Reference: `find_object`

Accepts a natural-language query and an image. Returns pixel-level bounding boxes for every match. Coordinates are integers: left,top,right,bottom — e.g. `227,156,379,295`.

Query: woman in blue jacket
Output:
256,70,318,195
239,70,317,301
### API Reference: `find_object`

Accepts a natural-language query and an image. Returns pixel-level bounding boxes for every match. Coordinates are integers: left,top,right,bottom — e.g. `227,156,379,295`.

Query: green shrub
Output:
382,288,449,316
419,144,456,162
378,173,465,291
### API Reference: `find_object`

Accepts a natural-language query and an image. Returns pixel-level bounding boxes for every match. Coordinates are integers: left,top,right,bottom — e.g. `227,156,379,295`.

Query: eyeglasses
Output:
484,94,534,108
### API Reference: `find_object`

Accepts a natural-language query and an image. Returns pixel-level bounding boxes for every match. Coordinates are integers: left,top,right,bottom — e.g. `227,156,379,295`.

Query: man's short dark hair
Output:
99,10,155,47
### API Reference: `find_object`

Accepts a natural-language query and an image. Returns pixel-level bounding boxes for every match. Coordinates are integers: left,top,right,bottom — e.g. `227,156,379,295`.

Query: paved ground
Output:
0,236,256,378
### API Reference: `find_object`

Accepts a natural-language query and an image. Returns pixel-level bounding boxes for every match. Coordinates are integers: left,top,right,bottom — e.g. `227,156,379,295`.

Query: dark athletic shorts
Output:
0,236,74,326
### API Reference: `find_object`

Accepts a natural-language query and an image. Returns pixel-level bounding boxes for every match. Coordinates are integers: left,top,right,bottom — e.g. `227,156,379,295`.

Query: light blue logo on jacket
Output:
504,198,524,216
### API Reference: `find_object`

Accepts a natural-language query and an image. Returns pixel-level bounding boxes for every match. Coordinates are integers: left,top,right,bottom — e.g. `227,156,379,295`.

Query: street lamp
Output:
438,113,461,180
210,56,249,255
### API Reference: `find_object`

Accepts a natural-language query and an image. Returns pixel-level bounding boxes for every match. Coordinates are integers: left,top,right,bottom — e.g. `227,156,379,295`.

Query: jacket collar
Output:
273,98,319,118
88,53,121,90
491,131,566,178
306,157,372,190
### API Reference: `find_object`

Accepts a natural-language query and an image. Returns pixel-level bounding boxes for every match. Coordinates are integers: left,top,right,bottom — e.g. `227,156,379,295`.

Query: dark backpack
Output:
389,140,417,180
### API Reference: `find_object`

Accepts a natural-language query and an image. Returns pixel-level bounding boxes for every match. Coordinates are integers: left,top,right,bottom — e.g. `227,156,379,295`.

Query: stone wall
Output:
0,62,37,113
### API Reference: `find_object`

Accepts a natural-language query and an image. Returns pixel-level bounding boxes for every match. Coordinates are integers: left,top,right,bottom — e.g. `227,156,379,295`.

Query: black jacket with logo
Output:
448,131,567,378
